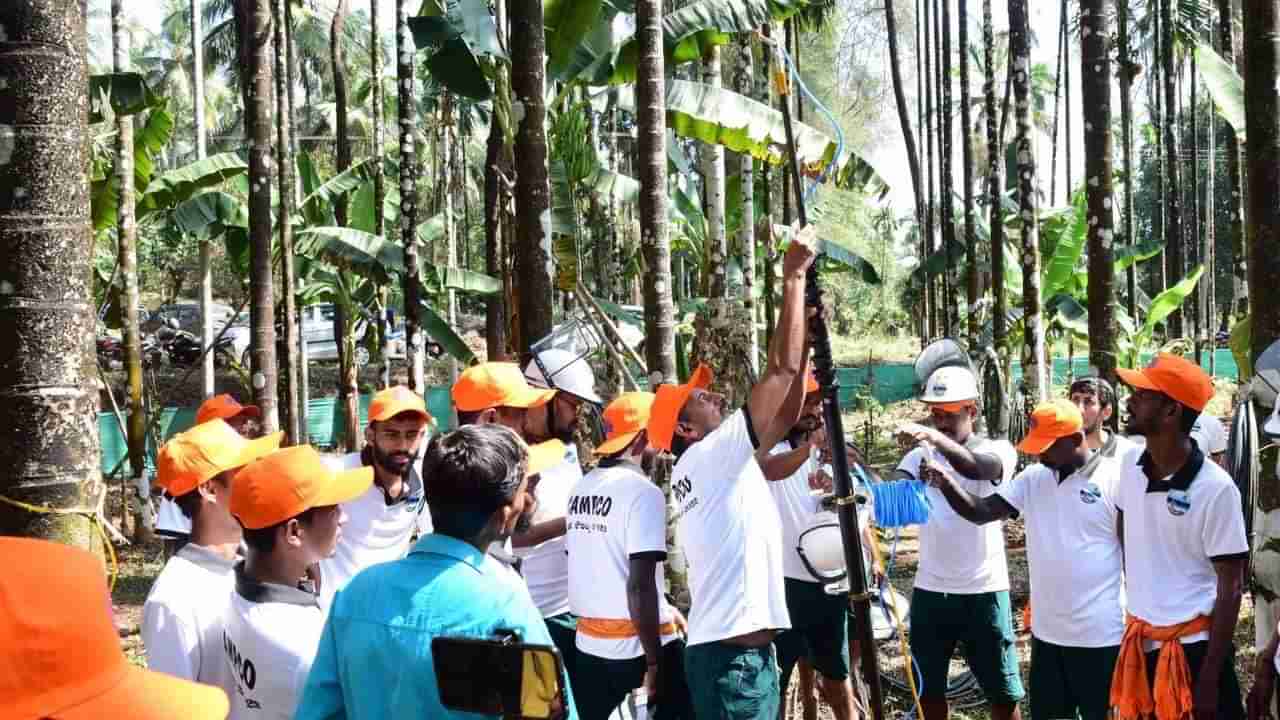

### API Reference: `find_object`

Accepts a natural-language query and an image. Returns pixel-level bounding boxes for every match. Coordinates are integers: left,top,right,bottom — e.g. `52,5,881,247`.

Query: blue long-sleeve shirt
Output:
294,533,578,720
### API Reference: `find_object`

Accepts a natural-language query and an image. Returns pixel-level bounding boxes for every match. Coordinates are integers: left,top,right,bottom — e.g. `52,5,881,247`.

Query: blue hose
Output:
777,43,845,205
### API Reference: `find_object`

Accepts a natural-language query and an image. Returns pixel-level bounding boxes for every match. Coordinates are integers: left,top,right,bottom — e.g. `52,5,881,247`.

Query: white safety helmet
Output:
1266,401,1280,437
921,365,979,405
524,348,604,405
1191,413,1227,455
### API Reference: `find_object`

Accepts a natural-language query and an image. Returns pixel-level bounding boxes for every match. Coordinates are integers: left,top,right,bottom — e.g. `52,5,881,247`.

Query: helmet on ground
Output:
524,348,604,405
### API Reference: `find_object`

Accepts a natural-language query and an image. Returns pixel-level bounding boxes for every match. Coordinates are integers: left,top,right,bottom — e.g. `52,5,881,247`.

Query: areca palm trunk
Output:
1009,0,1045,401
1161,0,1185,336
936,0,954,335
735,35,758,374
332,0,358,450
1081,0,1115,385
113,0,148,539
399,0,427,381
702,46,728,299
246,0,279,432
274,0,300,444
442,97,458,385
0,0,103,544
1217,0,1247,315
983,0,1008,432
959,0,977,342
1119,0,1137,318
884,0,925,297
922,0,937,338
194,0,215,399
637,0,677,382
370,0,389,388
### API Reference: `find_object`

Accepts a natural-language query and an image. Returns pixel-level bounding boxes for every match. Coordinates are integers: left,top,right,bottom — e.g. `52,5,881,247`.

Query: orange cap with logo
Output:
595,392,656,456
1115,352,1215,412
0,537,230,720
452,362,557,413
646,364,714,453
369,385,433,424
231,445,373,529
195,393,260,425
1016,399,1084,455
156,419,284,497
526,439,568,477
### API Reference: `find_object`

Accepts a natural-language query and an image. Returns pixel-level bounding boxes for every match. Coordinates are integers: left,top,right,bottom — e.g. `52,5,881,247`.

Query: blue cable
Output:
777,43,845,206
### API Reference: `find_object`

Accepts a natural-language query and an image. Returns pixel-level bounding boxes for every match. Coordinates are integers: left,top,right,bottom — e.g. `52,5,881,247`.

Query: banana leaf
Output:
551,3,631,84
295,226,401,285
436,267,502,295
409,0,505,100
88,72,159,123
1136,264,1205,347
92,104,180,231
297,155,378,225
172,191,248,238
1230,314,1251,379
413,296,477,365
772,224,882,285
546,0,607,75
1194,42,1246,140
1041,192,1086,301
137,152,249,220
1114,238,1164,271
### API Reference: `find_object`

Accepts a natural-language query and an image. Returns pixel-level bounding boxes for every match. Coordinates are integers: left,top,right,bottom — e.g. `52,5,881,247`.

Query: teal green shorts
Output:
908,589,1024,704
545,612,579,686
685,641,779,720
775,578,850,685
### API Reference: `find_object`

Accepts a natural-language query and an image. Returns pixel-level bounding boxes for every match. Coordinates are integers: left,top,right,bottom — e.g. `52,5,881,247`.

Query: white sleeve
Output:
141,601,198,681
978,440,1018,485
895,447,924,479
1202,483,1249,560
709,408,761,458
626,485,668,557
415,503,433,537
996,467,1033,515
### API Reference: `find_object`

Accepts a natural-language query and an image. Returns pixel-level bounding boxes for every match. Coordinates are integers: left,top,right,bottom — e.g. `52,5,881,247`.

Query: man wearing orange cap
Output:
316,385,434,609
892,362,1023,720
925,399,1125,720
295,424,578,719
220,445,372,720
156,393,264,555
646,231,817,719
565,392,692,719
142,419,283,687
1,537,231,720
1110,354,1246,720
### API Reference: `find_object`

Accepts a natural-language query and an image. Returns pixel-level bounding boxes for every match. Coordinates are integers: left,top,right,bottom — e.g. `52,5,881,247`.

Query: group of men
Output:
3,218,1278,720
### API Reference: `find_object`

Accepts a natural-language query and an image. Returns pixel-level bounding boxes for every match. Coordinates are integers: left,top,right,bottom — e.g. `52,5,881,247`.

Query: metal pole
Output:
762,23,886,720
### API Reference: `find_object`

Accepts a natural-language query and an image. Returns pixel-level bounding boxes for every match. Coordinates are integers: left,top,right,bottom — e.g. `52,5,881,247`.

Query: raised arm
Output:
748,230,818,451
758,443,813,481
899,422,1003,482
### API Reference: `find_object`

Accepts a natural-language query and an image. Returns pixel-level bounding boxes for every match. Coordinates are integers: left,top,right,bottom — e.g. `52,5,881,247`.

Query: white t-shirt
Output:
566,461,679,660
1116,446,1248,647
896,437,1016,594
996,453,1126,647
221,565,326,720
141,544,237,685
317,452,431,610
768,442,823,582
672,408,790,646
514,446,582,618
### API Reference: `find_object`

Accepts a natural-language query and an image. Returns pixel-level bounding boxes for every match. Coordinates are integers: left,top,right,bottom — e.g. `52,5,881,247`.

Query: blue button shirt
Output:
294,533,578,720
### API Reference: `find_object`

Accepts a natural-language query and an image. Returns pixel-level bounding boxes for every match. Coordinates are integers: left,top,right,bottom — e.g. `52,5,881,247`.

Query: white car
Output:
225,304,371,368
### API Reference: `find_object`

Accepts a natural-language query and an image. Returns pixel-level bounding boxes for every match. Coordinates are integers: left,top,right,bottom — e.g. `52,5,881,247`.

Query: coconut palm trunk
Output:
884,0,925,281
637,0,677,383
332,0,359,449
0,0,103,544
194,0,215,399
983,0,1007,433
397,0,427,383
1009,0,1045,401
510,0,554,353
1080,0,1115,384
246,0,279,432
1161,0,1185,337
273,0,300,444
1118,0,1138,318
702,46,728,299
1217,0,1247,315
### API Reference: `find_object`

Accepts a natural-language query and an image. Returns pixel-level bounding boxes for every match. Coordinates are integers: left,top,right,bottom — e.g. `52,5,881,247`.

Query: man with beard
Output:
645,229,818,720
317,385,433,610
1068,376,1136,458
892,365,1023,720
1111,354,1246,720
925,399,1125,720
294,424,579,719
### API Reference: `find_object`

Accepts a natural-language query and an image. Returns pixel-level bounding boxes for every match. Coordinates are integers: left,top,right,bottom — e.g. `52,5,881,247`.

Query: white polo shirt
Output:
767,442,874,583
514,446,582,618
1116,445,1248,646
142,543,237,685
672,408,789,646
896,436,1016,594
996,451,1126,647
317,452,430,610
221,564,326,720
566,460,680,660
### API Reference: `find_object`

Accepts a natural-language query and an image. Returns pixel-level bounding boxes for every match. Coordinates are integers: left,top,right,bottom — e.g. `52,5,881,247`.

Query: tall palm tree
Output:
399,0,426,382
702,46,728,299
192,0,216,399
959,0,977,344
937,0,954,335
735,35,758,374
884,0,925,287
510,0,553,353
1009,0,1045,401
1245,0,1280,360
922,0,937,338
1160,0,1185,336
1118,0,1138,318
332,0,359,449
1081,0,1116,384
274,0,301,444
247,0,279,432
983,0,1008,429
0,0,103,543
637,0,677,382
1216,0,1246,315
441,95,458,385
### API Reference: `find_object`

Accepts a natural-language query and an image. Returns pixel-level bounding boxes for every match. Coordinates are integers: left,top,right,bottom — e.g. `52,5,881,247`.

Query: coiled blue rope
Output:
867,477,933,528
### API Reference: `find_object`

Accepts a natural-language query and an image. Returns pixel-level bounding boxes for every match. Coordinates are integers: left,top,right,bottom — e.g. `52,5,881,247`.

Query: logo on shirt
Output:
672,475,693,504
567,494,614,517
1079,483,1102,505
223,631,258,692
1167,489,1191,517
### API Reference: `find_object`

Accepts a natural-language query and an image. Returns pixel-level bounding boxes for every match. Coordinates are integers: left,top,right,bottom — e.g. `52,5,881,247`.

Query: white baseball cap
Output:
524,348,603,405
1191,413,1227,455
921,366,979,405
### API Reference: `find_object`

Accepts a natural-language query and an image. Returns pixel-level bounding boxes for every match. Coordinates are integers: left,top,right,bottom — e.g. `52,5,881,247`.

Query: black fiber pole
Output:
763,24,886,720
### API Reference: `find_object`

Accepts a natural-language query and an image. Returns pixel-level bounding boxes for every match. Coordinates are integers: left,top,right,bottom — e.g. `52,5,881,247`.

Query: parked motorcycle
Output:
154,319,238,368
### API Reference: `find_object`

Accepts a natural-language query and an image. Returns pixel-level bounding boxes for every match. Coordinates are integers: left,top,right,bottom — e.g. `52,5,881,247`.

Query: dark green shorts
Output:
776,578,850,685
574,639,693,720
908,588,1025,704
685,641,780,720
1029,637,1119,720
1143,641,1243,720
545,612,579,687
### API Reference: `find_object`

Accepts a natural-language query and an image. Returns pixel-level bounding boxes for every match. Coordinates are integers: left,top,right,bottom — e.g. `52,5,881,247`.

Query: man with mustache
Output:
317,385,434,609
892,365,1023,720
1068,376,1136,457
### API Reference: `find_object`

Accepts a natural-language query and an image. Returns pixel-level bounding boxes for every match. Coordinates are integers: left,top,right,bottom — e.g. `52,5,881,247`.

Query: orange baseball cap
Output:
526,439,568,477
595,392,656,456
452,362,557,413
0,537,230,720
805,370,820,394
1116,352,1215,412
646,364,714,453
195,393,260,425
231,445,373,529
369,385,433,424
156,419,284,497
1016,399,1084,455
